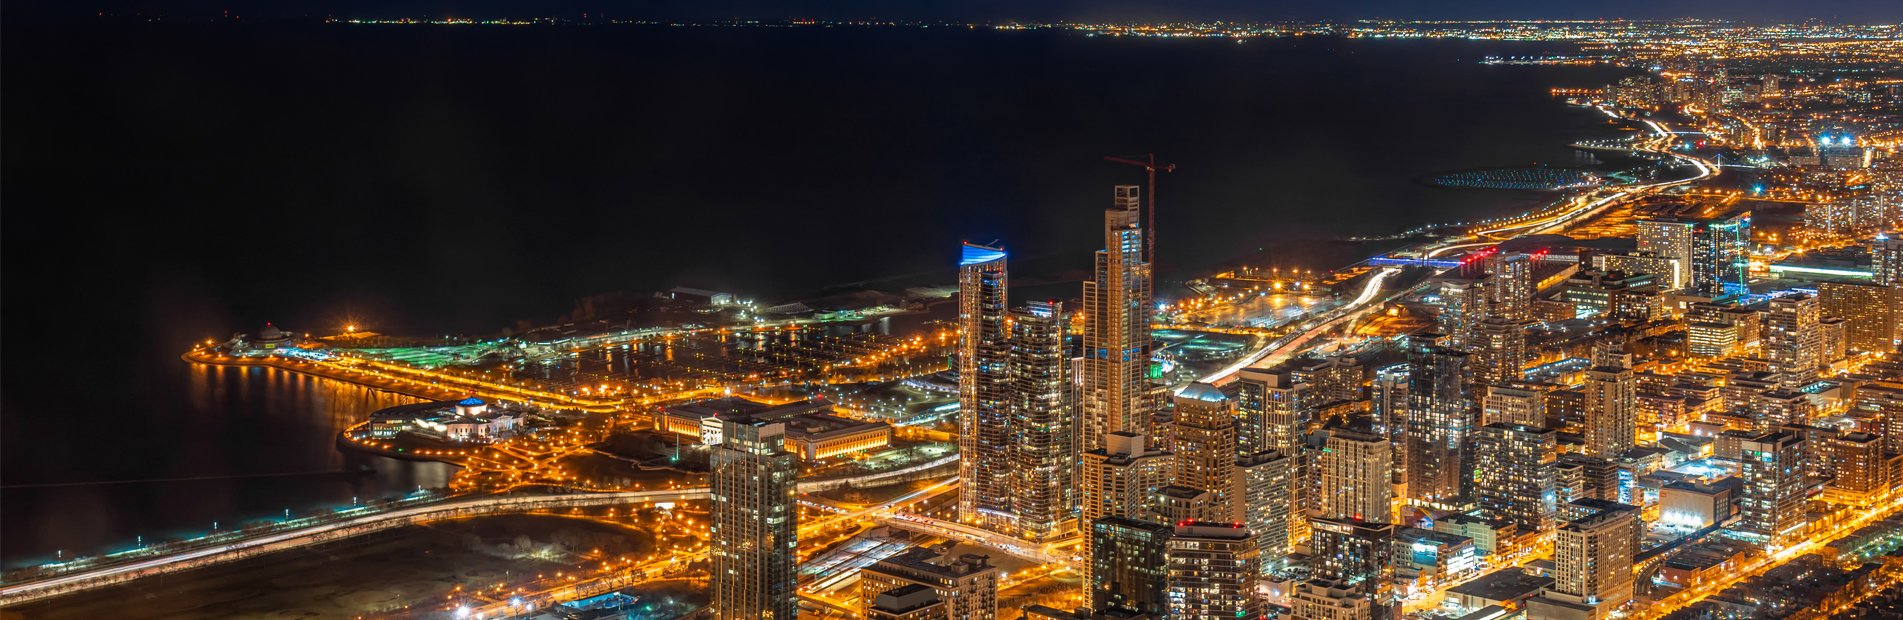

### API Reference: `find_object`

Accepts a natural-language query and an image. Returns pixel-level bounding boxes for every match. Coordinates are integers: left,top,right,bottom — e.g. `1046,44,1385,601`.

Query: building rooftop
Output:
1447,569,1556,603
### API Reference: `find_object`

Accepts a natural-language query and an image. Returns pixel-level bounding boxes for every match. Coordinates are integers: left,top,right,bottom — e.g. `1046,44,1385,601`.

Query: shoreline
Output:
181,352,462,402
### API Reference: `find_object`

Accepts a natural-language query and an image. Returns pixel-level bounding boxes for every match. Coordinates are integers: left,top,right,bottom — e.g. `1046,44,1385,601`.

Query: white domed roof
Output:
259,324,285,340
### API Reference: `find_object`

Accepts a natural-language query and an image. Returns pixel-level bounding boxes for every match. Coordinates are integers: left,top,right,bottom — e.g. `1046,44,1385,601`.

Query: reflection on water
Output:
1,365,456,569
1194,295,1340,329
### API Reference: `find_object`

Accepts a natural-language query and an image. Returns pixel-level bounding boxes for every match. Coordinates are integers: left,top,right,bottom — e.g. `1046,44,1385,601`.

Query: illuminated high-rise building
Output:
1167,523,1262,620
1691,214,1752,296
1540,504,1638,619
1009,300,1075,542
1482,385,1545,427
1438,279,1489,351
1874,237,1903,286
957,243,1012,530
1082,431,1174,523
1406,333,1475,509
1637,218,1696,289
1083,186,1154,450
1740,429,1806,542
1582,367,1636,458
1235,368,1309,456
1484,251,1535,321
1315,428,1393,522
1828,431,1885,504
1472,316,1526,385
1233,450,1295,560
1089,516,1172,617
1373,365,1410,491
1818,280,1898,354
861,547,999,620
1172,383,1238,518
1765,293,1823,388
1308,517,1395,597
1475,422,1557,533
710,415,800,620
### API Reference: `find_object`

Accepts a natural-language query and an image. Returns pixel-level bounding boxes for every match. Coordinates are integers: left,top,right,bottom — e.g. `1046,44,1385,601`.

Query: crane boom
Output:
1103,155,1175,264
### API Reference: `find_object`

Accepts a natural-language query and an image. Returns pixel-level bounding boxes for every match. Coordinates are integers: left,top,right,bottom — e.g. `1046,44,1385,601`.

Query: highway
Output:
1203,107,1716,386
2,463,965,607
0,489,709,606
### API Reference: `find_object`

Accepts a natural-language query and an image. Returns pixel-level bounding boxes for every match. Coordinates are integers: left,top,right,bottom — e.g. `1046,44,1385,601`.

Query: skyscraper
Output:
1637,218,1695,290
957,243,1013,530
1009,300,1075,542
1582,367,1636,458
710,415,799,620
1308,517,1396,594
1741,430,1806,542
1083,186,1154,451
1765,293,1823,388
1233,450,1295,560
1691,214,1752,296
1828,431,1885,504
1089,516,1173,618
1315,428,1393,522
1874,237,1903,286
1475,422,1557,533
1546,505,1638,617
1482,385,1546,427
1167,523,1262,620
1172,383,1238,518
1373,365,1410,492
1406,333,1476,510
1818,280,1897,354
1438,279,1489,351
1484,251,1535,321
1472,316,1527,385
1234,369,1309,456
1082,431,1175,523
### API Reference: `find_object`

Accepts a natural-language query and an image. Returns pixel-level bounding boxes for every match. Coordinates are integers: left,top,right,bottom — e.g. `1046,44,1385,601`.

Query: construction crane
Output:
1103,154,1175,262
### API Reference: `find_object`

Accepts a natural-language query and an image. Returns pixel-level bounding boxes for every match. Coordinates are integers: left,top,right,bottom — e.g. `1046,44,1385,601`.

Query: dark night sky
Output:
17,0,1903,22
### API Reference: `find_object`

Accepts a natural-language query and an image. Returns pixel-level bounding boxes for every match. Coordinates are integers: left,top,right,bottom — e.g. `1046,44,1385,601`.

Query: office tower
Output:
1173,383,1238,518
1688,321,1740,358
1483,385,1546,427
1308,517,1396,592
1290,579,1373,620
1009,300,1073,542
958,243,1013,529
1089,516,1173,618
710,415,799,620
1819,280,1898,353
1558,454,1622,503
1472,316,1527,385
1315,428,1394,522
1083,185,1154,451
1778,422,1835,478
1638,218,1696,289
1235,369,1309,456
1476,423,1558,532
1485,251,1535,321
1875,238,1903,286
1167,523,1261,620
1765,293,1823,387
1373,365,1410,490
861,547,1000,620
1082,431,1175,522
1549,505,1639,616
1439,279,1489,350
1406,333,1476,509
1582,367,1636,458
1691,214,1752,296
865,585,948,620
1234,450,1295,559
1760,391,1816,428
1740,430,1806,542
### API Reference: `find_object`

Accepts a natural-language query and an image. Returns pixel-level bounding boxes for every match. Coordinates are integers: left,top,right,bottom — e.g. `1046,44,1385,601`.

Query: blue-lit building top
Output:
961,243,1007,266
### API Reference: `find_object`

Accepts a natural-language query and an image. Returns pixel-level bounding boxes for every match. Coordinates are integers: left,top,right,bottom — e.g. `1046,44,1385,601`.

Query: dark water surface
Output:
2,18,1639,566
